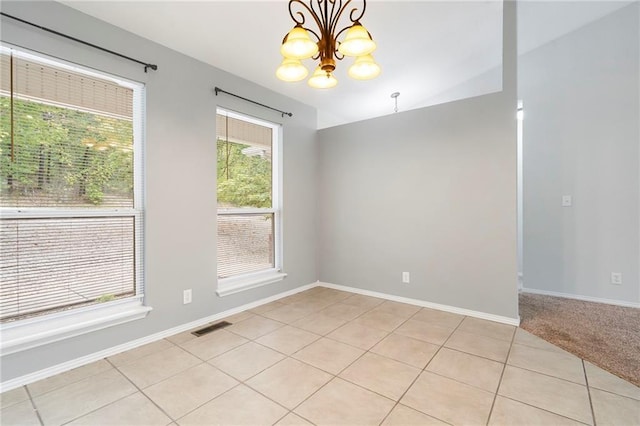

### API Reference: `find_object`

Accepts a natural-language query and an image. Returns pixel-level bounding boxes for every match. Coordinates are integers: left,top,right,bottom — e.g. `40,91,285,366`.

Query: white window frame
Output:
0,46,150,356
216,108,286,297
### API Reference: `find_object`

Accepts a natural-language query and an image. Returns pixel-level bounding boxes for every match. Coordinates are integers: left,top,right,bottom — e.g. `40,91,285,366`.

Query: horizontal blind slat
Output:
0,215,136,322
217,213,275,279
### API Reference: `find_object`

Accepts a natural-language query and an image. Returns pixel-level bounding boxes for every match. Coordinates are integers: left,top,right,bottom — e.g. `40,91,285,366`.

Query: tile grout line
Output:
496,394,593,425
229,353,320,424
213,296,349,424
267,333,372,421
173,381,247,424
426,313,467,366
147,335,294,424
18,359,117,401
24,385,45,426
484,327,517,426
440,342,511,364
503,363,590,387
218,294,380,424
167,324,311,423
378,313,470,425
584,384,640,401
25,361,142,426
457,328,598,388
255,294,399,423
583,359,598,426
116,339,225,388
149,291,351,425
103,356,178,425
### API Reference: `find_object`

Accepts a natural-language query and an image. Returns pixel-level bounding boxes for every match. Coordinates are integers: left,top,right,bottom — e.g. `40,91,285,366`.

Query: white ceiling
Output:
60,1,632,128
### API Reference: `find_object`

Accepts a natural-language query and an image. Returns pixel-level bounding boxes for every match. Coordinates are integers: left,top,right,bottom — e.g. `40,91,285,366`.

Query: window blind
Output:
0,46,144,323
217,213,275,279
0,217,136,321
216,111,278,280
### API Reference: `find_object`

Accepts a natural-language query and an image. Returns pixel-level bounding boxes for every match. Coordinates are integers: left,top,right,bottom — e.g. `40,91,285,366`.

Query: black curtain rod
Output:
0,12,158,73
215,87,293,118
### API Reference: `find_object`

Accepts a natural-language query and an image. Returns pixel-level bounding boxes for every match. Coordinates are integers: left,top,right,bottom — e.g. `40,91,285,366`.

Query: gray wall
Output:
520,3,640,304
0,1,318,381
317,2,519,320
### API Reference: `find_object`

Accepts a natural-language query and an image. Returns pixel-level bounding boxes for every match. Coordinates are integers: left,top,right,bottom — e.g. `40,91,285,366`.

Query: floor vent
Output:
191,321,232,337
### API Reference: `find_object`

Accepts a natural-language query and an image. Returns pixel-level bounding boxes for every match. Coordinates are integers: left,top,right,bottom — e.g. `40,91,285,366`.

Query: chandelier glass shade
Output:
276,0,380,88
280,26,319,59
308,66,339,89
275,57,309,82
348,53,380,80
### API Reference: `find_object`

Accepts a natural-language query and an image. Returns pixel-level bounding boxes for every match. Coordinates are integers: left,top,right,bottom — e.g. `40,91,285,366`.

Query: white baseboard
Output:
0,282,317,393
521,287,640,308
318,282,521,326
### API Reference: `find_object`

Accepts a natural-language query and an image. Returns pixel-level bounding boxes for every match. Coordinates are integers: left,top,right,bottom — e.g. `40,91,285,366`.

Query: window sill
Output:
0,297,152,356
217,270,288,297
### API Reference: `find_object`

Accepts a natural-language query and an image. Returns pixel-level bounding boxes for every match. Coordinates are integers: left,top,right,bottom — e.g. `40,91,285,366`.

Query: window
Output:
216,109,284,296
0,46,148,354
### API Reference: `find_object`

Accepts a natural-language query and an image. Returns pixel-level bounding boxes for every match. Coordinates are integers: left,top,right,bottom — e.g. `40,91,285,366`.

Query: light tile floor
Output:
1,287,639,425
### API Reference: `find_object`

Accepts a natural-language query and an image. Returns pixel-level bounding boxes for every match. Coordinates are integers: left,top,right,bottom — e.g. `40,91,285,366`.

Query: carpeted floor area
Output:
519,293,640,387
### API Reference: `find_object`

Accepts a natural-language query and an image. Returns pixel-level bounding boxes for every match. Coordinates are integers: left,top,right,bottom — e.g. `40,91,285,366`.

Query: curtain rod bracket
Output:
1,12,158,73
214,87,293,118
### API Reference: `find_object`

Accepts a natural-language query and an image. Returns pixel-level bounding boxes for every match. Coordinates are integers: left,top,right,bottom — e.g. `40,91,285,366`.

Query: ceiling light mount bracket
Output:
391,91,400,113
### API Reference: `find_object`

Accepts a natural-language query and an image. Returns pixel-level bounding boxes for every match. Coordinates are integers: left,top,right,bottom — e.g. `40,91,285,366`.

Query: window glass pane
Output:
216,114,272,209
217,213,274,279
0,48,143,323
0,216,135,322
0,53,134,209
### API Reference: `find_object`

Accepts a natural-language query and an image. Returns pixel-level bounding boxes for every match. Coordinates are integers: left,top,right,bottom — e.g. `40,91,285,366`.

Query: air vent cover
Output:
191,321,232,337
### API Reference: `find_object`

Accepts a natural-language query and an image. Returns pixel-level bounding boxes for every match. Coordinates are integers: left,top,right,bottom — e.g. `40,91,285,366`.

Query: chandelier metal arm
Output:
329,0,347,37
309,0,327,33
288,0,323,34
333,21,353,41
305,26,322,42
327,0,338,34
349,0,366,22
331,0,366,36
309,0,323,31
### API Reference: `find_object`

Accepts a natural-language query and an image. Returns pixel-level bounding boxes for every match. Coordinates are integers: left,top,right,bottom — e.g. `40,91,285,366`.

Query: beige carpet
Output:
519,293,640,387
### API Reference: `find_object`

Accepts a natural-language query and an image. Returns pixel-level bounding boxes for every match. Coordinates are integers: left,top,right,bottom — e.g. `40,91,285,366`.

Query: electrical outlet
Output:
183,289,192,304
402,272,410,284
611,273,622,285
562,195,572,207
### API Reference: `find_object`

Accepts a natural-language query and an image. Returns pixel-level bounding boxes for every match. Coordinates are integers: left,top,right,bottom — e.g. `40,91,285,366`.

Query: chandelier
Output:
276,0,380,89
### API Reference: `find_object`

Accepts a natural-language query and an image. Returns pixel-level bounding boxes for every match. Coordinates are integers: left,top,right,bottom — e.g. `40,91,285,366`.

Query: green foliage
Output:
96,294,116,303
0,97,133,206
217,139,272,208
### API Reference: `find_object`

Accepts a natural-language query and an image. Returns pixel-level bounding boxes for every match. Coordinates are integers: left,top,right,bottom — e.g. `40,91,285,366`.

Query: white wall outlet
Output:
562,195,572,207
402,272,410,284
610,273,623,285
183,289,193,304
